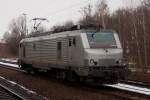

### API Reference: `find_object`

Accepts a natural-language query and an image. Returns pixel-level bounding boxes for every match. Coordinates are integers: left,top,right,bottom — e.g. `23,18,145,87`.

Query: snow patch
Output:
0,62,19,68
1,58,17,63
106,83,150,95
19,85,36,94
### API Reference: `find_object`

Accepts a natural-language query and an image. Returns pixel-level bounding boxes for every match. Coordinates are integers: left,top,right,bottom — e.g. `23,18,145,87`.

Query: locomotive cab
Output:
81,30,129,82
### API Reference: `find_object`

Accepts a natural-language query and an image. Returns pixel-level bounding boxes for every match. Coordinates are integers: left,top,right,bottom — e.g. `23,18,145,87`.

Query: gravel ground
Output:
0,67,124,100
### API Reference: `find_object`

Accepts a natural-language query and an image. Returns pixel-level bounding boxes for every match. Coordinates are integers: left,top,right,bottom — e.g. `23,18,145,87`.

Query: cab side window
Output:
73,37,76,46
57,42,62,60
69,39,72,47
69,37,76,47
19,43,22,48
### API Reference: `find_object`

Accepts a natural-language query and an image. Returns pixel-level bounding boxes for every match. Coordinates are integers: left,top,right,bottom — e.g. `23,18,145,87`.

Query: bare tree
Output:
79,4,95,25
140,1,148,71
79,0,109,29
3,15,27,55
95,0,109,29
108,0,150,71
143,0,150,8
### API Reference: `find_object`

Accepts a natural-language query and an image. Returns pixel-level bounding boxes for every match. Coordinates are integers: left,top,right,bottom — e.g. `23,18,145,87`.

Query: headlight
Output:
90,59,98,66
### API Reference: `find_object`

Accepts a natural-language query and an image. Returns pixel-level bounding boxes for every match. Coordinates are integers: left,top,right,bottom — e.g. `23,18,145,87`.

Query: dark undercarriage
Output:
87,65,130,83
19,59,129,84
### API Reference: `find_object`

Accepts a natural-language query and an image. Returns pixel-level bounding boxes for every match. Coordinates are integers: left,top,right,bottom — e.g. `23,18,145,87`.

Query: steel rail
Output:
0,83,26,100
121,80,150,88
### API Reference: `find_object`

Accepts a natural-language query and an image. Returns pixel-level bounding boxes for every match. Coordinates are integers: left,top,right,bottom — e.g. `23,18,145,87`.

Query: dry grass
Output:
128,71,150,83
0,67,121,100
0,47,17,58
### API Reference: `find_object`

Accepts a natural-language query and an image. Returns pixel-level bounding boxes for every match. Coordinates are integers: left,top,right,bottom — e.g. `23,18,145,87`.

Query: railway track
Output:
0,76,45,100
0,61,46,100
0,60,150,100
0,83,24,100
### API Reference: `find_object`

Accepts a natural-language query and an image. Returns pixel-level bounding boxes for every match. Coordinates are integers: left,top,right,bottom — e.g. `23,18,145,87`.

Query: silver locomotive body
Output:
84,48,128,82
19,29,129,83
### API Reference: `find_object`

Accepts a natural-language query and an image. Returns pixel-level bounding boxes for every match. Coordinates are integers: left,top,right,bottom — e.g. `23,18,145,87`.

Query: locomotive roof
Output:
21,29,85,43
20,29,116,43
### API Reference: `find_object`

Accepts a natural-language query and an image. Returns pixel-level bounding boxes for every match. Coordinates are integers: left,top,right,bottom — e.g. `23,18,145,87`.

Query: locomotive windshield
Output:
87,31,117,48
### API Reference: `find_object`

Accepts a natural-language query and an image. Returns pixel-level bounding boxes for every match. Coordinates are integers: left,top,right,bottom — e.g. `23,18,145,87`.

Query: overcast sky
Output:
0,0,141,39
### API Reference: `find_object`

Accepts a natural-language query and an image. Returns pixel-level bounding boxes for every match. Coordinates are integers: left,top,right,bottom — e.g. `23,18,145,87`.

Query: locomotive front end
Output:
84,30,129,83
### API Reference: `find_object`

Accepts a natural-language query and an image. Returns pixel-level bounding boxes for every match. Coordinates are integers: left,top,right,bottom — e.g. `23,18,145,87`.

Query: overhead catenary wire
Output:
26,0,96,33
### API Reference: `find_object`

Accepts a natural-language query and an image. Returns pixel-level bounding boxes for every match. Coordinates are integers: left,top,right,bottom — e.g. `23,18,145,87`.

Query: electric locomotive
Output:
18,25,129,83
